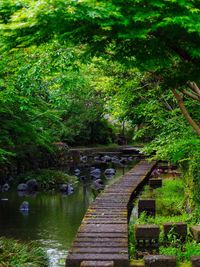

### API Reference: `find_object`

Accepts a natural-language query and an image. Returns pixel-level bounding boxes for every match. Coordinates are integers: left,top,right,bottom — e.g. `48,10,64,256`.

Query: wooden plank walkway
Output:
66,160,156,267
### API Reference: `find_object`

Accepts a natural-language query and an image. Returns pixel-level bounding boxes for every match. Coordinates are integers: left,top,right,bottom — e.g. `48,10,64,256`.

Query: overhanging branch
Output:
172,89,200,136
187,81,200,101
182,89,200,101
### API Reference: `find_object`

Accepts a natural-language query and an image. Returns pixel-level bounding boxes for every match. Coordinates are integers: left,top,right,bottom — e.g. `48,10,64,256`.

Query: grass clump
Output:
160,242,200,262
18,169,78,189
0,237,48,267
136,178,197,225
138,213,192,226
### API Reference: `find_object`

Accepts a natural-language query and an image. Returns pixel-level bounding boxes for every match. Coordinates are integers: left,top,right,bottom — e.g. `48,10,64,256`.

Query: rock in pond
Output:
26,179,38,191
80,155,88,163
17,183,28,191
90,168,101,178
111,156,120,164
101,155,111,163
92,179,105,190
74,168,81,176
60,184,74,194
19,201,29,211
104,168,116,176
120,157,128,164
2,183,10,192
79,176,86,181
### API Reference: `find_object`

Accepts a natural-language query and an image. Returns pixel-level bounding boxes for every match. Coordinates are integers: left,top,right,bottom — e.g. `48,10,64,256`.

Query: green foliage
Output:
0,0,199,192
135,179,200,225
143,125,200,205
160,242,200,263
2,0,199,84
18,169,78,189
0,237,48,267
130,178,200,265
129,223,137,258
0,35,115,162
137,212,191,226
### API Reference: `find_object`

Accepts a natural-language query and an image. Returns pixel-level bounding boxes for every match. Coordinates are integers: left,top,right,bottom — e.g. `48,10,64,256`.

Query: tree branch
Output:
172,89,200,136
158,97,173,111
182,89,200,101
169,45,194,62
187,81,200,100
153,31,198,64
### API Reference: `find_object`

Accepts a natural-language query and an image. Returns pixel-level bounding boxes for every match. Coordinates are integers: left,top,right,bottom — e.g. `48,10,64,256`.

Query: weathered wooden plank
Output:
90,204,126,209
76,232,127,238
86,214,127,218
83,220,127,224
74,237,128,243
79,224,127,233
81,261,114,267
72,242,127,247
71,247,128,254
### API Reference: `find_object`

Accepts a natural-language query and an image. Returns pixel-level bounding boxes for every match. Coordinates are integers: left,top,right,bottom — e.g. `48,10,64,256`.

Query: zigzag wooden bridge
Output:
66,160,156,267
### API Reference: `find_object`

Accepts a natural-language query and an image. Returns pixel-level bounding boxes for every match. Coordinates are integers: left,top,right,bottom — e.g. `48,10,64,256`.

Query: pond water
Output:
0,154,138,267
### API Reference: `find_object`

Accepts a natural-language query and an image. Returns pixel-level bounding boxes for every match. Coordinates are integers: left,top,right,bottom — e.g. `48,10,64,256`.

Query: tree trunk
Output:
172,89,200,136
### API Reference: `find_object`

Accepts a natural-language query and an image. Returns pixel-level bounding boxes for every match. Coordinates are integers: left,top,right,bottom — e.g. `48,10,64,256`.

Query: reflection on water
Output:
0,186,92,266
0,159,138,266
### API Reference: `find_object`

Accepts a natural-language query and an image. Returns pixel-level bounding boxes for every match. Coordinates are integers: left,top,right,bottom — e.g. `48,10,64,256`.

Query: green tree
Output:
0,1,199,182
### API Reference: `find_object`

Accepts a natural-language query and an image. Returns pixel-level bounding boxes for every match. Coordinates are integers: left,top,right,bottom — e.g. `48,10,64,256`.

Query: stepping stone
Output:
149,178,162,188
138,199,156,217
191,256,200,267
135,224,160,240
163,222,187,240
191,226,200,243
67,254,129,267
144,255,176,267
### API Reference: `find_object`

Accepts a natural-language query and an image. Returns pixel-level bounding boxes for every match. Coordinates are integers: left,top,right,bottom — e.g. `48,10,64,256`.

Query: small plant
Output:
129,224,136,259
159,241,200,262
0,237,48,267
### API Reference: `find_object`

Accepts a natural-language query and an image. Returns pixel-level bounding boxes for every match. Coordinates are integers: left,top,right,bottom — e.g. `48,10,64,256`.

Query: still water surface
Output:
0,158,138,266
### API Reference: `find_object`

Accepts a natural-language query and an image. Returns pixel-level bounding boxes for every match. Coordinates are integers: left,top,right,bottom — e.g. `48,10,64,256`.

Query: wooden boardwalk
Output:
66,160,156,267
